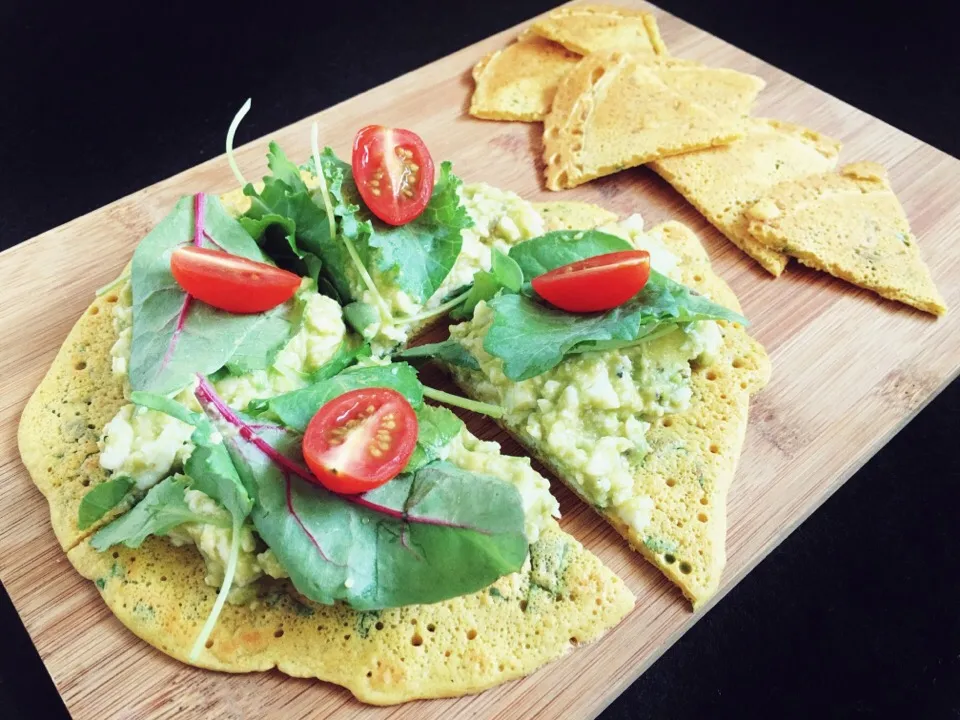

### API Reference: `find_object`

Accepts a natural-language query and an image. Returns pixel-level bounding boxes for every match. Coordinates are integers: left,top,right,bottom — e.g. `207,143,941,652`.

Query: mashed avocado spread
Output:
449,214,723,531
356,183,546,354
98,250,559,596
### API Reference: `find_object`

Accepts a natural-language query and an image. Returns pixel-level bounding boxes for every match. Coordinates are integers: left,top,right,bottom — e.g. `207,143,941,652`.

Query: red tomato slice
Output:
352,125,435,225
170,246,300,314
531,250,652,313
302,388,419,494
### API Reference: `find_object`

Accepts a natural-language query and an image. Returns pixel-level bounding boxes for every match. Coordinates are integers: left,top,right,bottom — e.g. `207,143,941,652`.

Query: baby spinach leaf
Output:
194,381,527,610
508,229,633,281
224,304,294,375
366,161,472,303
310,341,372,382
483,270,746,380
405,405,465,473
90,476,228,551
248,363,424,431
130,391,253,523
129,193,294,395
131,389,253,661
450,249,523,321
484,293,647,381
343,301,380,337
394,339,480,370
78,476,133,530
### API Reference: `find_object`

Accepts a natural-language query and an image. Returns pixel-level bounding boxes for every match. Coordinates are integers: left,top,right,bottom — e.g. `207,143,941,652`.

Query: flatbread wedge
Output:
543,51,765,190
530,4,669,57
651,118,842,276
470,36,581,122
19,245,634,704
534,200,620,230
447,210,771,607
746,162,947,314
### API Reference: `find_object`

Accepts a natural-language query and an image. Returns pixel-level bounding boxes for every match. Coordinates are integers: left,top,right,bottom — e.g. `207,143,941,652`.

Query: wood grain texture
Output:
1,1,958,718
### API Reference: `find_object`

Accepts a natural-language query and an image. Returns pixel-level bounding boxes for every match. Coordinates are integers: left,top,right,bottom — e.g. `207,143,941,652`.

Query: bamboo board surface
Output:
1,2,958,718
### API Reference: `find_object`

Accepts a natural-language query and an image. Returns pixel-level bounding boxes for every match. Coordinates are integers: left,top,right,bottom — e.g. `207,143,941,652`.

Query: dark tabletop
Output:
2,0,958,718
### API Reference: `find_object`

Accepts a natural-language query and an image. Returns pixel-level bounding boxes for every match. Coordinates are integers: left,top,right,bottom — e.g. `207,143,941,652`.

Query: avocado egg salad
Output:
19,110,767,704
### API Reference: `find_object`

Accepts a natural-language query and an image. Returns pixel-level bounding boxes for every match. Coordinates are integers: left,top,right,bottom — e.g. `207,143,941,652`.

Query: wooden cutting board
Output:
1,1,958,718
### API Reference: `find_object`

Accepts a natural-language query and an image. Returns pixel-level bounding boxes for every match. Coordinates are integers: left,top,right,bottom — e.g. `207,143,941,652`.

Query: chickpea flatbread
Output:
746,162,947,314
470,36,581,122
543,51,765,190
530,4,669,57
651,118,841,276
447,208,771,607
18,182,635,704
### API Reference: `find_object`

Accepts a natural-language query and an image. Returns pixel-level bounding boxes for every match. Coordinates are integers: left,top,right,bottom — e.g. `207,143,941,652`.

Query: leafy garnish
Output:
507,229,633,282
194,380,527,610
130,390,254,660
405,405,465,473
394,339,480,370
311,341,372,382
343,301,380,337
450,248,523,321
225,98,252,187
78,477,133,530
248,363,424,431
484,271,744,380
366,161,472,304
466,231,747,380
129,193,294,395
238,143,328,284
90,476,229,551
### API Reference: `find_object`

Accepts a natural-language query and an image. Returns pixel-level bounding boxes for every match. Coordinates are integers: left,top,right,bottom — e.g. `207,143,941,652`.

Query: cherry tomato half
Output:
352,125,435,226
531,250,652,313
170,246,300,314
302,388,419,494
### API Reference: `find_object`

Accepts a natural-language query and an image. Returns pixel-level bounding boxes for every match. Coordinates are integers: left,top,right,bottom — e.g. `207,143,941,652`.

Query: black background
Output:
2,1,958,718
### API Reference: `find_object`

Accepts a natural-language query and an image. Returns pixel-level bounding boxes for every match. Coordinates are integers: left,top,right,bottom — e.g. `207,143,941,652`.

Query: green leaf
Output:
508,229,633,281
204,409,527,610
394,339,480,370
491,248,524,291
130,392,253,523
483,270,745,380
78,477,133,530
450,249,524,321
90,477,228,551
366,161,472,303
249,363,424,431
310,341,372,382
343,301,380,337
129,194,295,395
244,145,369,304
405,405,465,473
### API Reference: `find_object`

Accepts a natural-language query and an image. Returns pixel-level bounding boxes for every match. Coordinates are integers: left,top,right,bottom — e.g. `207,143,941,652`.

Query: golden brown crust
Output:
530,4,669,57
67,522,632,704
469,37,581,122
746,162,947,314
650,118,842,276
543,52,764,190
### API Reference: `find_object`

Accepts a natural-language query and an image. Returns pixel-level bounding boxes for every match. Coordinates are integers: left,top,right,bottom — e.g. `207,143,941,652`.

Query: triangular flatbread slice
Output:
746,162,947,314
530,4,669,57
470,36,581,122
543,51,764,190
651,118,842,276
448,210,771,607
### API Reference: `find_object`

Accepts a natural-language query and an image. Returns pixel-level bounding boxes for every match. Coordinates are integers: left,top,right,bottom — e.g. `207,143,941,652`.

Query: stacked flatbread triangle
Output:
468,5,945,310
